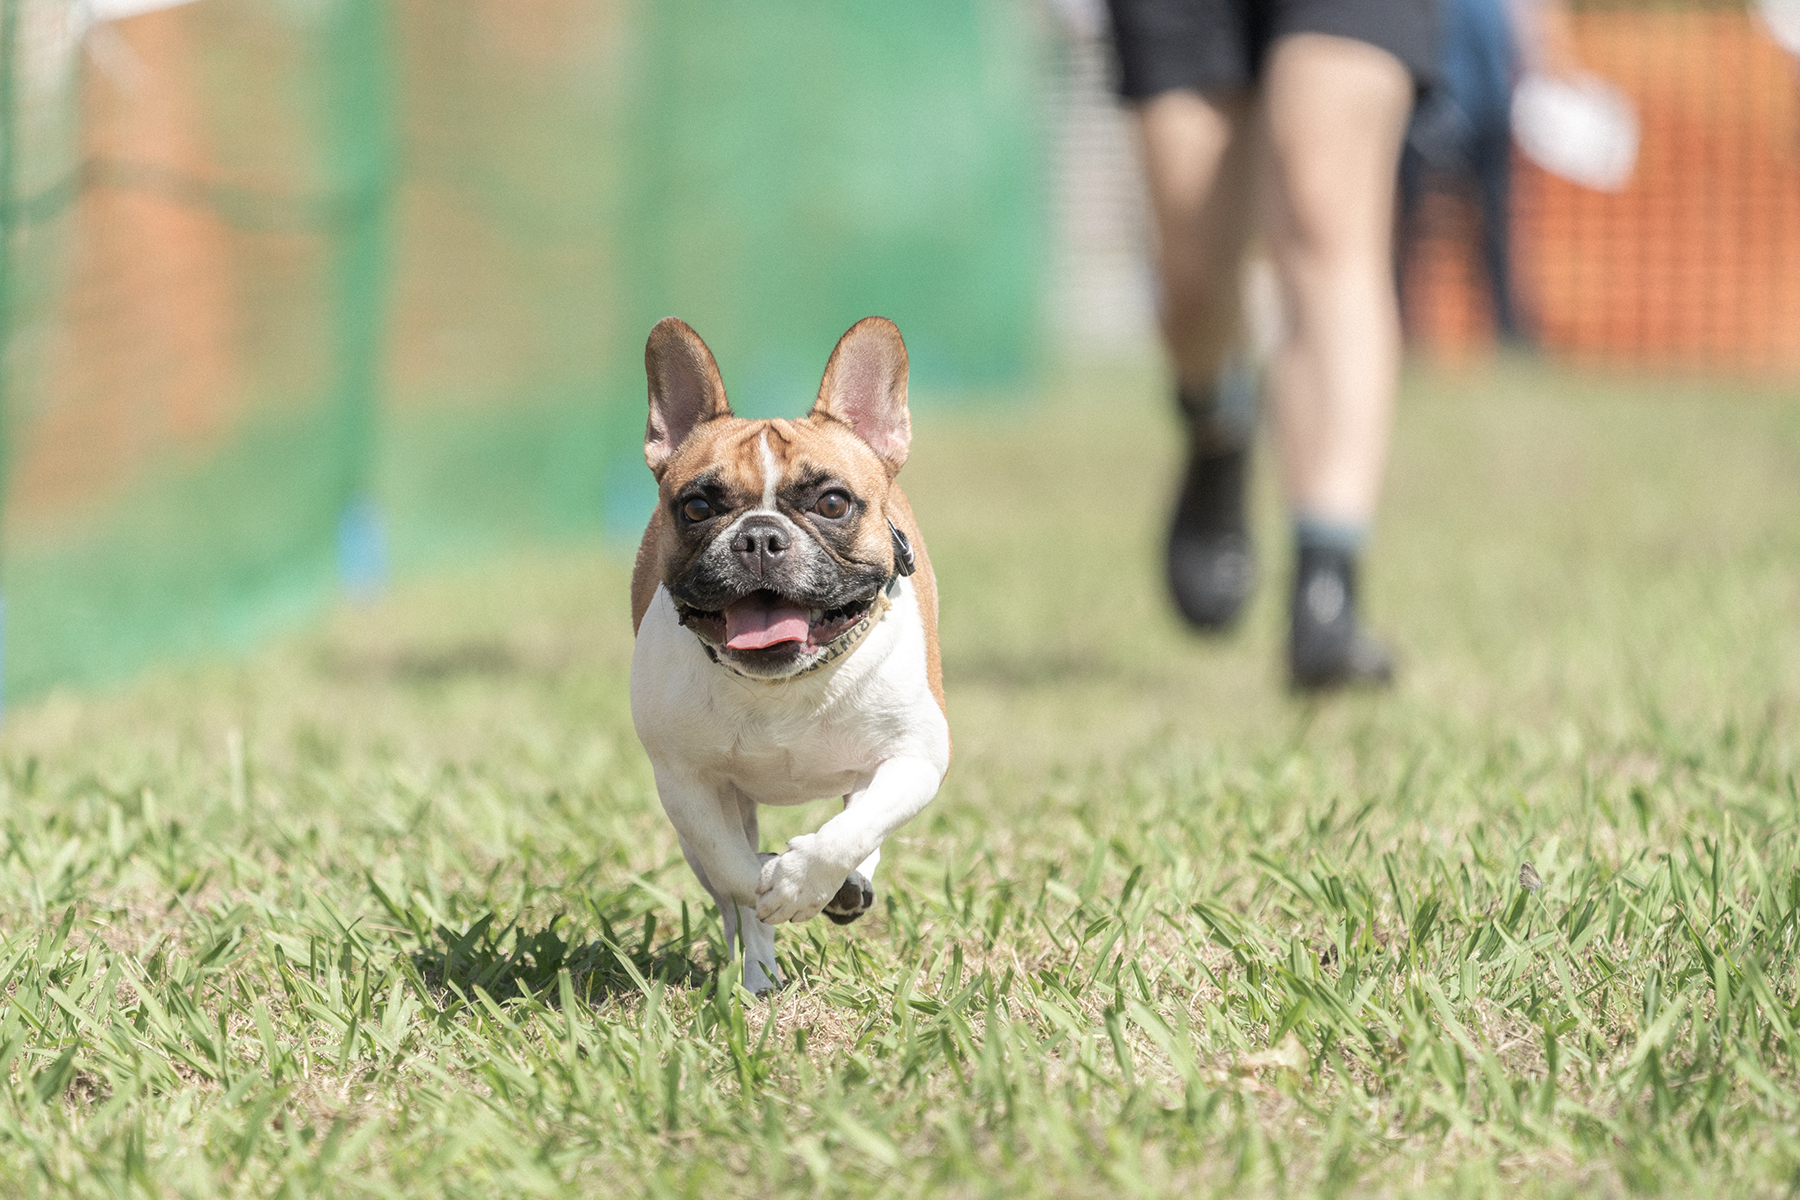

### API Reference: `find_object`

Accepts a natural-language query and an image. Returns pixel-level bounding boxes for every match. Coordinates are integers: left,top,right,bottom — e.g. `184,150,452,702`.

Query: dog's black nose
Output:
731,517,789,579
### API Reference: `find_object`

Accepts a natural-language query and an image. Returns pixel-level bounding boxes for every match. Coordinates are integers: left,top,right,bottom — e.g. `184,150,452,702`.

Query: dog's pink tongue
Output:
724,594,812,650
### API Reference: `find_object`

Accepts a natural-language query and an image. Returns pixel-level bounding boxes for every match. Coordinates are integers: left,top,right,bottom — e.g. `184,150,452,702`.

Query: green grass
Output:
1,358,1798,1197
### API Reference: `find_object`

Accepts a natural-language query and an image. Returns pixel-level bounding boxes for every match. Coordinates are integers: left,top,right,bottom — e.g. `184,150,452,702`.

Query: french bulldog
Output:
629,316,950,994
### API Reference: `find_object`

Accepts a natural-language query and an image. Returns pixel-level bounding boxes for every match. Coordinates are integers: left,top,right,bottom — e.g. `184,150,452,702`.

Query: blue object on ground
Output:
337,496,390,600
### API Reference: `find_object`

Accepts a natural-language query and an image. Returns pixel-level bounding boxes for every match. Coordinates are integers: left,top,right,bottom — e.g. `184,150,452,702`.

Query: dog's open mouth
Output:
678,589,873,655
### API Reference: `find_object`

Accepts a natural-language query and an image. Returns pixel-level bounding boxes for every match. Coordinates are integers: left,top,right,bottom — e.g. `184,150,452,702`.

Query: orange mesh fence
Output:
1403,8,1800,375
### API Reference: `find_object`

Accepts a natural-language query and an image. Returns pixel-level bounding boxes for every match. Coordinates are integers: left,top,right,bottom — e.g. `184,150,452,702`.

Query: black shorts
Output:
1106,0,1438,101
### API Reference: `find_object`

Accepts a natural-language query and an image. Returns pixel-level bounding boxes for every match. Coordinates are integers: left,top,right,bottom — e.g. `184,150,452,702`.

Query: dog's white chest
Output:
630,581,947,806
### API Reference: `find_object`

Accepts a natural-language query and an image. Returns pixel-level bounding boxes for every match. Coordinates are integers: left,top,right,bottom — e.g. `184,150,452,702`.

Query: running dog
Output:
629,316,950,993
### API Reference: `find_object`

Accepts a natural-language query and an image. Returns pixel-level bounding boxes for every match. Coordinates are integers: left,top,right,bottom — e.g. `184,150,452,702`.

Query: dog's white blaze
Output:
757,431,779,512
707,427,804,575
711,426,806,568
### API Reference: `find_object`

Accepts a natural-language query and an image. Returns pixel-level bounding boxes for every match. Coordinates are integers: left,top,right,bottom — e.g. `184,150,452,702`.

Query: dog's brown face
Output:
641,317,912,679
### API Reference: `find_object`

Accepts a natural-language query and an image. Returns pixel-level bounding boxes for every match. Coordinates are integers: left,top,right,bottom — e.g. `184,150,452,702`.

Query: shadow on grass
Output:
410,912,710,1005
315,641,569,685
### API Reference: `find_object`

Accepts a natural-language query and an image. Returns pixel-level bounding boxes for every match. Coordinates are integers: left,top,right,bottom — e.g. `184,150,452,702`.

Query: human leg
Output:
1473,122,1529,346
1137,90,1259,394
1263,32,1410,525
1134,91,1265,628
1260,32,1413,686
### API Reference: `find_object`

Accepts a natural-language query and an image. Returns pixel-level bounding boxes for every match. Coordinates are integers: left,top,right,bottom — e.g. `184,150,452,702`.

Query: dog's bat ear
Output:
644,317,732,478
812,316,910,470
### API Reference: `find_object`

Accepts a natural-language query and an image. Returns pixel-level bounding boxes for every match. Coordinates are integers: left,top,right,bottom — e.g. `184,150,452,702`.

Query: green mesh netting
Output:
0,0,1046,701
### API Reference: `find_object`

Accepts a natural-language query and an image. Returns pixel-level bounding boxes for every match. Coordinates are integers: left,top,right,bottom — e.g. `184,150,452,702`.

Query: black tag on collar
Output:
888,519,916,577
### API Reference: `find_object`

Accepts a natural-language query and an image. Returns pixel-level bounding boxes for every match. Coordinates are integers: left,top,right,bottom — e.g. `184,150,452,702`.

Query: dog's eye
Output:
681,497,715,523
813,491,852,520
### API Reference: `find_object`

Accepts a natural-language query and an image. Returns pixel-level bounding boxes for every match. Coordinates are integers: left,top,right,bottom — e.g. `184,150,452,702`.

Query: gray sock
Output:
1178,359,1258,453
1293,514,1368,555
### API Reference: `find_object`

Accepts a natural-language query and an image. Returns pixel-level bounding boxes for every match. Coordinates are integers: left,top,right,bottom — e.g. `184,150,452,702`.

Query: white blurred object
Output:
1044,0,1109,41
67,0,202,93
1511,71,1640,192
1758,0,1800,56
83,0,200,22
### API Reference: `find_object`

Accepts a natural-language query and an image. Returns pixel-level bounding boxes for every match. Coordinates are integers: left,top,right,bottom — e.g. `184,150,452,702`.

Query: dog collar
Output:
786,586,894,679
889,519,916,577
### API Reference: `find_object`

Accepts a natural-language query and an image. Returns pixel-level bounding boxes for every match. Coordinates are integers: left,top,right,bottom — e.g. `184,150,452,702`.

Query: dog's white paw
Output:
755,834,849,924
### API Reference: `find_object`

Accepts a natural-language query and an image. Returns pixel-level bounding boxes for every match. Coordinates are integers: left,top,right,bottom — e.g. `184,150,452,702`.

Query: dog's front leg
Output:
655,766,782,992
755,755,943,925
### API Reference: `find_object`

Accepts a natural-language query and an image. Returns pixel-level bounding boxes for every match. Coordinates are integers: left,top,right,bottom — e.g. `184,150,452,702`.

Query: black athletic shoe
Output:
1167,369,1260,631
1288,543,1395,691
1167,445,1255,631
